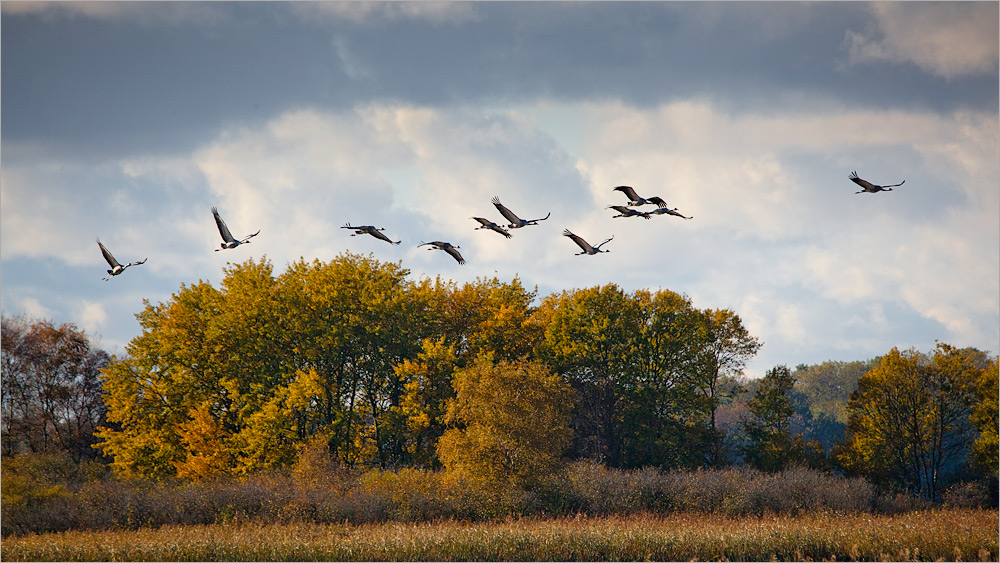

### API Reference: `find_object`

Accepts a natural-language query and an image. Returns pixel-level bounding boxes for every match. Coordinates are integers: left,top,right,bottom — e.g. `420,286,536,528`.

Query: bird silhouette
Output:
419,241,466,264
471,217,512,238
213,206,259,251
563,229,613,255
648,207,693,220
491,196,551,229
607,205,652,220
342,223,401,245
849,171,904,194
97,239,146,281
613,186,668,208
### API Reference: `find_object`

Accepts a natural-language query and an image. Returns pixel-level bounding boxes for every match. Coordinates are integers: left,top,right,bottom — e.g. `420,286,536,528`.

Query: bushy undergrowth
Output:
0,453,975,538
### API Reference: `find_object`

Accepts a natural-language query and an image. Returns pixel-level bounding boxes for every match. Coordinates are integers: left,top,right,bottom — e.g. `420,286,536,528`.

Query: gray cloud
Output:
846,2,999,79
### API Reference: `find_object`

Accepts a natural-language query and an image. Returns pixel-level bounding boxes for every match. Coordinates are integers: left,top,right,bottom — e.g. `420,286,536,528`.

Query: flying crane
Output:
97,239,147,281
342,223,401,245
212,206,260,251
607,205,652,220
418,240,466,264
471,217,512,239
613,186,668,208
491,196,551,229
563,229,613,255
849,171,905,194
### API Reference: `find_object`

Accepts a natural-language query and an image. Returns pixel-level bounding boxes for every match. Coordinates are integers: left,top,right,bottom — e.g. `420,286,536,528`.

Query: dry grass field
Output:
2,509,996,562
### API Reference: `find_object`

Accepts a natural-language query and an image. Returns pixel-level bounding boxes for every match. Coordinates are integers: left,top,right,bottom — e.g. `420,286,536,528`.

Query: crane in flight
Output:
648,207,693,220
97,239,146,281
491,196,551,229
563,229,613,255
342,224,401,245
419,241,466,264
607,205,652,220
613,186,668,208
212,206,259,251
849,171,905,194
471,217,512,239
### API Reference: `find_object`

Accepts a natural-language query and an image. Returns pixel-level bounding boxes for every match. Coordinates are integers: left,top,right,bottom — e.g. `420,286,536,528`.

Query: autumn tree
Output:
437,356,573,488
970,358,998,478
838,344,988,500
96,255,436,477
1,314,110,461
393,338,459,468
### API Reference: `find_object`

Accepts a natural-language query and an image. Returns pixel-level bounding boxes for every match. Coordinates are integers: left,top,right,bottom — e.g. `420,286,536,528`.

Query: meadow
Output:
2,509,997,562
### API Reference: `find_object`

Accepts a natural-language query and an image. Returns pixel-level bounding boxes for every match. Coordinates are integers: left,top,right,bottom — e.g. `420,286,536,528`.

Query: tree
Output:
620,289,709,468
970,358,998,478
838,344,987,500
535,285,644,468
739,365,823,471
96,254,436,477
692,308,762,466
437,356,573,488
394,338,459,468
1,315,110,461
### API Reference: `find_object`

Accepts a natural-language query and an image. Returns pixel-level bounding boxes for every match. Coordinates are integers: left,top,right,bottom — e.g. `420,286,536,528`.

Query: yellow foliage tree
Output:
839,344,988,500
970,358,998,478
174,402,229,480
437,356,573,488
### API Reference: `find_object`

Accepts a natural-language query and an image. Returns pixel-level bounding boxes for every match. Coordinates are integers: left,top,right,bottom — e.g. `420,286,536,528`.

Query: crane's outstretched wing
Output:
97,239,121,269
593,236,614,250
240,229,260,243
491,196,523,224
126,258,148,267
563,229,595,253
848,171,876,191
613,186,640,201
647,196,668,208
369,228,401,245
443,245,466,265
212,207,236,243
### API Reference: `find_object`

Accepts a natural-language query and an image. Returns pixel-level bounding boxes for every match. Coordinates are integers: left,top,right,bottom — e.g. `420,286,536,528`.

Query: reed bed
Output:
3,509,996,562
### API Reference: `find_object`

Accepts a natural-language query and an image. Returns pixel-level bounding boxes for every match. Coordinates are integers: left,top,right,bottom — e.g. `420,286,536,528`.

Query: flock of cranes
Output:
97,171,903,277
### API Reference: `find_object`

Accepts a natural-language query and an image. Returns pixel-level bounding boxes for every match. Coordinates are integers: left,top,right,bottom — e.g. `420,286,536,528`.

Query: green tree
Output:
790,359,877,453
693,308,762,466
740,365,803,471
839,344,986,500
535,285,642,468
437,356,573,488
621,289,709,468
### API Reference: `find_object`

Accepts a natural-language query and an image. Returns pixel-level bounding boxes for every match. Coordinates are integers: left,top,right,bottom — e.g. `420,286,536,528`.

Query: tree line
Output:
2,252,996,501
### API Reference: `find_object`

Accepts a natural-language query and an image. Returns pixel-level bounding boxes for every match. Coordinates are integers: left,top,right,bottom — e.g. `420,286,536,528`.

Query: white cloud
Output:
76,300,107,334
845,3,999,79
0,1,230,26
292,1,479,26
17,297,53,320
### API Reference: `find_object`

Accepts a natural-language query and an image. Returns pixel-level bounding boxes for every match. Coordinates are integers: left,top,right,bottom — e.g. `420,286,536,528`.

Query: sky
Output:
2,1,998,377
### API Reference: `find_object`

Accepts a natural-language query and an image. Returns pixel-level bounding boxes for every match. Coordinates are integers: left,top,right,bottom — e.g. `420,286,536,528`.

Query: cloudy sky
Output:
2,1,998,376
